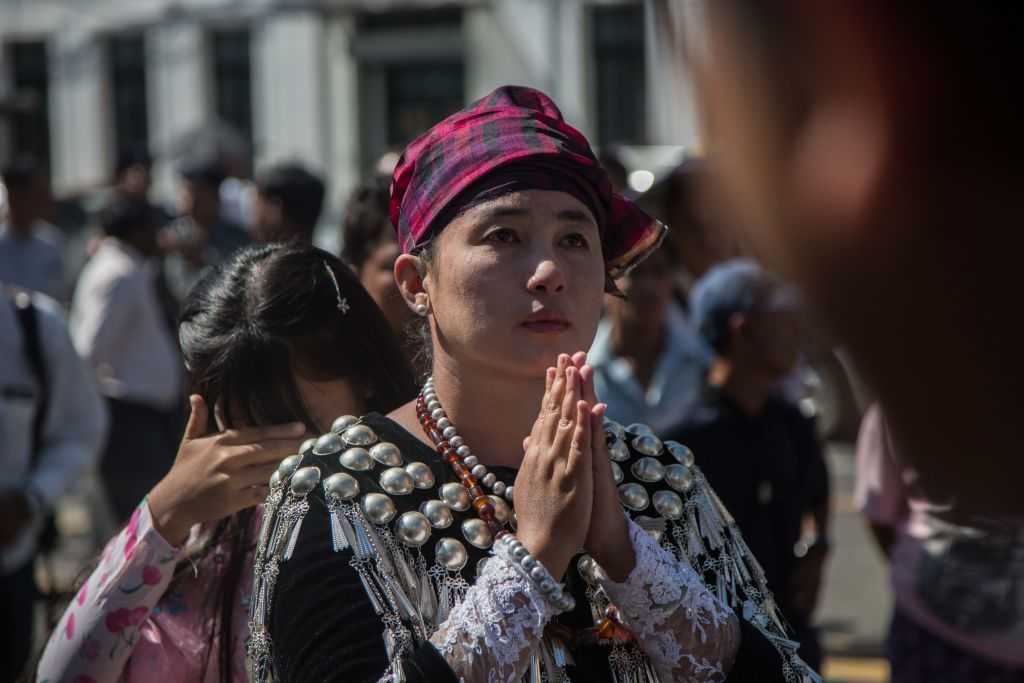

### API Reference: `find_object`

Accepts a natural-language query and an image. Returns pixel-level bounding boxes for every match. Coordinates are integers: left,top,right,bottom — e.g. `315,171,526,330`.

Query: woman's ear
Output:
394,253,427,312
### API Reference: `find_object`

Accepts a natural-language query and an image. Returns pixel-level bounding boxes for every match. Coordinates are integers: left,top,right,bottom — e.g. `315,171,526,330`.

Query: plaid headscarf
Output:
390,86,666,279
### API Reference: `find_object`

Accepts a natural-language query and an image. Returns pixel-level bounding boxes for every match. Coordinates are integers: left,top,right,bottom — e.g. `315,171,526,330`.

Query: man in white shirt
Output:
0,158,67,302
71,198,184,521
0,286,108,680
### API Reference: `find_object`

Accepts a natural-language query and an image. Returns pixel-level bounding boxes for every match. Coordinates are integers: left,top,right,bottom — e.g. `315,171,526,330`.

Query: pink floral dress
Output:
37,500,256,683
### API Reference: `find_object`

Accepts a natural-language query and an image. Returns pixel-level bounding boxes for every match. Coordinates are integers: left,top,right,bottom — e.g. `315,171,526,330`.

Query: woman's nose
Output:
527,258,566,293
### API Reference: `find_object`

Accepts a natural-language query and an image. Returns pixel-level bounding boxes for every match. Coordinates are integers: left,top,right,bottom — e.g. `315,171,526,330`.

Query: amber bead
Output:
467,485,484,499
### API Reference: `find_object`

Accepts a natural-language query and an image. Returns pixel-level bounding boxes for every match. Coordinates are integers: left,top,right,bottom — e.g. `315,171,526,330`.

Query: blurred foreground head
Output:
691,3,1023,512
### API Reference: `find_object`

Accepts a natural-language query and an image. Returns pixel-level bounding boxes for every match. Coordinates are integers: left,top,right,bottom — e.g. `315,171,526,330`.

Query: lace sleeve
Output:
427,543,562,683
598,519,740,682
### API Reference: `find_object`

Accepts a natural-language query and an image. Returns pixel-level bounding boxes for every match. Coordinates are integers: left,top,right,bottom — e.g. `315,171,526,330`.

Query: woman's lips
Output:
521,319,571,333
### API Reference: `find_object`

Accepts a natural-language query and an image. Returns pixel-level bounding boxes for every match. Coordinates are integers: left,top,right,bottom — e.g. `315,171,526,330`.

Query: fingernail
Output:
289,422,306,433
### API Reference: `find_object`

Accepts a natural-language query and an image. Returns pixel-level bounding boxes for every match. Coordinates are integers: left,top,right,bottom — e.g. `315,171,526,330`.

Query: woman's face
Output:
359,237,413,336
425,189,606,378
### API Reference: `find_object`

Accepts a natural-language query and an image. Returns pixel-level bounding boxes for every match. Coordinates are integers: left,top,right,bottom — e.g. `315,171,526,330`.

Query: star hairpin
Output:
338,297,350,314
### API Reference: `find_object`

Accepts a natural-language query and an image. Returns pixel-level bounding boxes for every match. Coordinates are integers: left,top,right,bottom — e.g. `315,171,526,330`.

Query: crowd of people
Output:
1,4,1022,682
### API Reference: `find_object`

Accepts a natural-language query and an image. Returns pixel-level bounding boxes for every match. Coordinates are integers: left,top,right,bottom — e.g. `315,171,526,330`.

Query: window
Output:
593,4,647,145
354,8,464,170
386,62,464,150
211,28,253,158
109,34,149,161
7,41,50,167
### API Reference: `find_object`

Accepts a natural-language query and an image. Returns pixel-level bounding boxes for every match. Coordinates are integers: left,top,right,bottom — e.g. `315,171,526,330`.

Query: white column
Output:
323,14,359,224
644,0,702,147
253,10,325,170
48,27,109,193
148,20,210,203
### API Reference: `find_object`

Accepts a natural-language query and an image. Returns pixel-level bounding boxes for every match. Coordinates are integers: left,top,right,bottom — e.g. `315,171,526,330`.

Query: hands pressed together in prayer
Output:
514,352,635,582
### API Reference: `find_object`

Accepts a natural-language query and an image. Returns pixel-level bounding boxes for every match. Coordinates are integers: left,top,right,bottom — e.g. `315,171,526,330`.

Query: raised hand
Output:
147,394,308,545
513,354,595,579
572,353,636,581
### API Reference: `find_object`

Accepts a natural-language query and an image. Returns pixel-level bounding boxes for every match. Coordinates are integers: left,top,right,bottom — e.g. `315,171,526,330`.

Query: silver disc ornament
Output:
339,447,372,471
331,414,359,434
343,424,378,447
632,456,665,483
462,518,494,549
406,462,436,489
666,441,695,467
618,482,650,511
324,472,360,501
363,493,397,525
632,433,664,457
289,466,321,496
420,500,454,529
370,442,403,467
277,454,303,478
380,467,415,496
395,511,432,547
435,537,469,571
439,483,471,511
665,464,694,493
652,490,684,519
312,432,344,456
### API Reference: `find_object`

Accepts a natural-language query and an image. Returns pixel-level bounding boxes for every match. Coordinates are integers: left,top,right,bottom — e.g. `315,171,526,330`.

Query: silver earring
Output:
415,302,428,317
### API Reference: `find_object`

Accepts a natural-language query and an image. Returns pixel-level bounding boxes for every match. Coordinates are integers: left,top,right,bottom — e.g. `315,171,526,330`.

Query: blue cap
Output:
689,259,800,354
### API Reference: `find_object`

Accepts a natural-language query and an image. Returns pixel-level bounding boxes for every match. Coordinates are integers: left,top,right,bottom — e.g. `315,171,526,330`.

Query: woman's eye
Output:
561,233,589,249
485,228,518,244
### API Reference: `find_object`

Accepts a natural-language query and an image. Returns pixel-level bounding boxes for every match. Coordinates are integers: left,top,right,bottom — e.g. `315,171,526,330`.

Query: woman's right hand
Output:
513,354,595,580
147,395,308,546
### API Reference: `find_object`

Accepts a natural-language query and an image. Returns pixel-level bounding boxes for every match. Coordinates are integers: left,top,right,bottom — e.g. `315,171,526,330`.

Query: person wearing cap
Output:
254,86,819,683
251,162,326,244
162,158,251,301
669,259,830,673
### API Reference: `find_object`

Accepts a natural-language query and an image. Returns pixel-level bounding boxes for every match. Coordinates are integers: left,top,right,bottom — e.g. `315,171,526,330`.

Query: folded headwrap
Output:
390,85,666,278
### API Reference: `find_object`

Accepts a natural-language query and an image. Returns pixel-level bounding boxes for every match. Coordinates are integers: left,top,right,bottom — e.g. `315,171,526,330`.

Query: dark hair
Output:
255,163,326,235
98,197,155,240
340,174,394,269
1,156,42,192
114,145,152,178
176,243,416,682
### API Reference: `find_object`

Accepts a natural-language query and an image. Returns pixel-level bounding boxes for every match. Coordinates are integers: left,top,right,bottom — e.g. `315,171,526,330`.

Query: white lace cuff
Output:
598,519,740,682
428,548,562,683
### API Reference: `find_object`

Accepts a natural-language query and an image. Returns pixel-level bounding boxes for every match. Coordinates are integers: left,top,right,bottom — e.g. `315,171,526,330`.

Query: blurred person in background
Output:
0,158,67,302
162,158,251,301
690,2,1023,513
251,162,326,244
339,174,415,346
1,284,107,681
856,404,1024,681
70,198,183,523
589,230,707,432
38,244,416,683
670,259,830,673
638,157,739,299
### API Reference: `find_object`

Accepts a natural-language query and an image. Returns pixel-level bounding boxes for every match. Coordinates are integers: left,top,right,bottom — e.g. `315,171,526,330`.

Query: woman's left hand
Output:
574,353,635,581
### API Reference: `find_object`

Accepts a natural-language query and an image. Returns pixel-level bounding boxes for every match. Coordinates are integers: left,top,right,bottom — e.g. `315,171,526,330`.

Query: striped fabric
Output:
389,85,666,278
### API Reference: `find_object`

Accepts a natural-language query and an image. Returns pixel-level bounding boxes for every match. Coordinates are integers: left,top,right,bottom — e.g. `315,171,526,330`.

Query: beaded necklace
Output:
415,377,513,540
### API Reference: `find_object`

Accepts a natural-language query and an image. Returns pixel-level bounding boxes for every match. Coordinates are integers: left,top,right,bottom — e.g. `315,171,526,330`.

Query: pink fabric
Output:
855,405,1024,667
37,500,256,682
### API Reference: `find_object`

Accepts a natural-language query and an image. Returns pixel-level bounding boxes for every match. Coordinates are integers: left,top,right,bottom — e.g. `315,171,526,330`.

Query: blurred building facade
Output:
0,0,701,213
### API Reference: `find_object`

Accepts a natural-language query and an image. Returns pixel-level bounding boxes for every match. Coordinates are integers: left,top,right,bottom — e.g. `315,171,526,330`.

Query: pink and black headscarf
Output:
389,85,666,279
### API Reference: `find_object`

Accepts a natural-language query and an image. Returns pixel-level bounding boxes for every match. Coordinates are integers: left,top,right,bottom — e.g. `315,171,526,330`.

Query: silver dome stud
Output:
379,467,415,495
653,490,685,519
608,439,631,462
439,483,471,511
342,424,378,447
277,454,303,478
434,537,468,571
419,500,453,529
330,415,358,434
632,434,664,457
665,464,695,493
603,419,627,442
626,423,655,437
666,441,695,467
405,461,436,489
370,442,403,467
489,495,513,524
299,438,317,455
462,518,494,549
362,493,397,525
269,470,283,489
632,457,666,483
618,482,650,511
323,472,360,501
339,447,372,471
312,432,344,456
610,461,624,484
395,511,432,547
289,466,321,496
